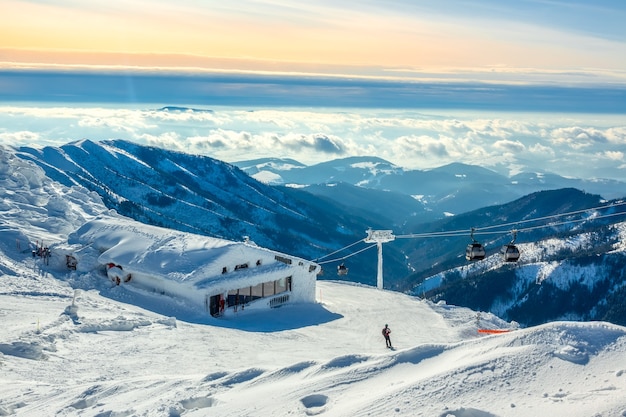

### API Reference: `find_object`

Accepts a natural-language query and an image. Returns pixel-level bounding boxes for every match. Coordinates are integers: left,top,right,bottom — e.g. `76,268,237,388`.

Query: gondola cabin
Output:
501,244,520,262
465,242,486,261
337,263,349,276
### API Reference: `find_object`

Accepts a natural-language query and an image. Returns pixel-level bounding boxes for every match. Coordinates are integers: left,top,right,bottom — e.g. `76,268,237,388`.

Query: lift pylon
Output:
364,229,395,289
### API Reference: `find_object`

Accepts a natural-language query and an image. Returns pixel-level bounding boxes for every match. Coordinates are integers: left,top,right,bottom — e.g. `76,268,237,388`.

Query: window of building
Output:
238,286,252,305
235,263,249,271
263,281,274,297
275,278,287,293
275,255,292,265
251,282,263,300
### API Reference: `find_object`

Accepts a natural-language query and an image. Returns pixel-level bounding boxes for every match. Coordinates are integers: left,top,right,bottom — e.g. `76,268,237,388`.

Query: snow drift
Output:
1,144,626,416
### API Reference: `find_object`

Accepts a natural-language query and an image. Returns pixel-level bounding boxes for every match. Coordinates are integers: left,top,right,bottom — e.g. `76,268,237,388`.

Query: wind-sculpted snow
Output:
2,267,626,416
1,145,626,416
0,145,107,255
77,316,154,333
508,322,626,366
0,341,47,360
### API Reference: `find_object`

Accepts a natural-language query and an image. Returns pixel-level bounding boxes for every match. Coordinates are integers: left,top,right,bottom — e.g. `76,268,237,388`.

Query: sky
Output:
3,0,626,84
1,1,626,181
2,146,626,416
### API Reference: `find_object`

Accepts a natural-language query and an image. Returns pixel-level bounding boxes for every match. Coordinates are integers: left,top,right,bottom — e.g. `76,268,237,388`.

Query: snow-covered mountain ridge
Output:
15,139,380,271
1,144,626,416
233,156,626,217
410,220,626,326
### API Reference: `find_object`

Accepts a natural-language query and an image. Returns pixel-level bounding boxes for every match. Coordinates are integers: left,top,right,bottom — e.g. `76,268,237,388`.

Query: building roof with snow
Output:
69,215,319,316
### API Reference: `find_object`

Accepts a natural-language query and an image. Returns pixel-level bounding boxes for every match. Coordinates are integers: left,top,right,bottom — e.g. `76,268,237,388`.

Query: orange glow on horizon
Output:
2,0,625,85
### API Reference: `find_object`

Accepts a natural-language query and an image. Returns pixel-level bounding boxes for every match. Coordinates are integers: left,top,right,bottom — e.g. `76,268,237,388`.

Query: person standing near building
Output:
382,324,392,348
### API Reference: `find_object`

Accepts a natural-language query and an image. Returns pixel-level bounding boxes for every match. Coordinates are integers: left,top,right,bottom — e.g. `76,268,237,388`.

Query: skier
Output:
382,324,392,348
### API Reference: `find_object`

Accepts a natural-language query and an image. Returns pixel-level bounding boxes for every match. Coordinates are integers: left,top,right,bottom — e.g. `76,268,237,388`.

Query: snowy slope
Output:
0,146,107,255
2,274,626,416
1,144,626,416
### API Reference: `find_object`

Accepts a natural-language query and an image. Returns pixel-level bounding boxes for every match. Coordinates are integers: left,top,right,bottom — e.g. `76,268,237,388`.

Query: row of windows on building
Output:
226,276,292,307
208,276,292,316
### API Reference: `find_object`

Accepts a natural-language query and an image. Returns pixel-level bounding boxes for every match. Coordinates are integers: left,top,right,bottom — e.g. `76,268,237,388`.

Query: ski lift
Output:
465,227,486,261
501,230,520,262
337,263,349,276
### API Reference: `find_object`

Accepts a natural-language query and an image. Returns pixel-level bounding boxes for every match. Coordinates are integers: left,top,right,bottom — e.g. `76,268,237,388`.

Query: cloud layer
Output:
1,105,624,181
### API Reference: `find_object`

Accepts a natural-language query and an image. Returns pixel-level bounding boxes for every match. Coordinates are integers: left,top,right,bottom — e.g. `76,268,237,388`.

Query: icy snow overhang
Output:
68,215,291,286
194,261,293,290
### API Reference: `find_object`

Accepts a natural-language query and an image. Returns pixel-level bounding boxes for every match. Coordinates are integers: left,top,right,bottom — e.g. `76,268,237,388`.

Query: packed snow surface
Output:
1,145,626,416
2,276,626,417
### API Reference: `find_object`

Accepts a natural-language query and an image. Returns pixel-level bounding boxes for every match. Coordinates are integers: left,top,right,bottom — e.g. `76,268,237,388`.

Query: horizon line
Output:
2,68,626,113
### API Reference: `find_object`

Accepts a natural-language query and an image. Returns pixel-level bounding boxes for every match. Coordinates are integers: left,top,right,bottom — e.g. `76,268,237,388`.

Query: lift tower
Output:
364,229,395,289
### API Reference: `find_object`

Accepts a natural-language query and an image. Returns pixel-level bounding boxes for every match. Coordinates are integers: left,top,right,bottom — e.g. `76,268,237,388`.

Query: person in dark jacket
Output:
382,324,392,348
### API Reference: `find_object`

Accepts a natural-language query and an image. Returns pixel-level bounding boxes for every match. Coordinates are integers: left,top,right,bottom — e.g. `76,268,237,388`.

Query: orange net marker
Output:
478,329,511,334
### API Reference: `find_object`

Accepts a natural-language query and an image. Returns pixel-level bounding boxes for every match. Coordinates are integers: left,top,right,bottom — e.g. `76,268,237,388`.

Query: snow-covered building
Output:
69,215,319,317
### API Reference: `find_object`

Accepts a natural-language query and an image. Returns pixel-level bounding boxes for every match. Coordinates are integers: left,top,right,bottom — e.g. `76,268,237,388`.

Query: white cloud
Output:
0,130,41,145
146,108,224,124
392,135,450,159
139,132,184,151
600,150,624,162
0,106,625,181
550,126,609,149
528,143,555,157
281,132,347,154
605,127,626,144
493,139,526,153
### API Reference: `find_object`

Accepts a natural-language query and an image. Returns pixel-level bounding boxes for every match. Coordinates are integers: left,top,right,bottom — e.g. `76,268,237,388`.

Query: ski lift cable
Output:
313,238,366,262
468,210,626,236
512,210,626,234
396,210,626,240
313,200,626,263
475,200,626,232
396,200,626,239
317,243,377,265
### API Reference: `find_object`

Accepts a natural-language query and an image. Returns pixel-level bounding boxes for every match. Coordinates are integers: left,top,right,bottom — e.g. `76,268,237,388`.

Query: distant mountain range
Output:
14,140,626,326
234,156,626,226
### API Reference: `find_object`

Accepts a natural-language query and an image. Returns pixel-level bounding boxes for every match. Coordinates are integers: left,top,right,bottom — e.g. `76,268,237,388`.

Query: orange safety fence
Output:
478,329,511,334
